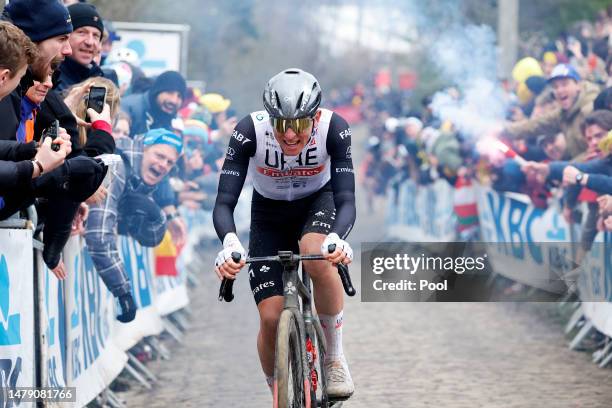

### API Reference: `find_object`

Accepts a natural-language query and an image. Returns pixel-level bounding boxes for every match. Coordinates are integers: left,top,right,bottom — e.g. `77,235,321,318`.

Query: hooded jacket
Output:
505,81,600,159
121,90,176,137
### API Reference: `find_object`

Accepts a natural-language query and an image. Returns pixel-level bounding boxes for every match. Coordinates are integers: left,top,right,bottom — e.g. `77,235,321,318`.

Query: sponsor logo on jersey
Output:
257,164,325,178
346,146,352,159
226,147,236,160
259,265,270,273
221,169,241,177
232,130,251,145
315,211,325,217
338,128,352,140
335,167,354,173
312,220,332,229
256,113,265,121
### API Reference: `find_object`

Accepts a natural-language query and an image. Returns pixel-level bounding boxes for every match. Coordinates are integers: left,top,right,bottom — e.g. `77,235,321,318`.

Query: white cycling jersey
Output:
247,109,334,201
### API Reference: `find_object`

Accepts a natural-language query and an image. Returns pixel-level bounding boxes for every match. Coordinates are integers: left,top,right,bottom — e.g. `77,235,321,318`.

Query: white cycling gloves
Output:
215,232,247,267
321,233,353,262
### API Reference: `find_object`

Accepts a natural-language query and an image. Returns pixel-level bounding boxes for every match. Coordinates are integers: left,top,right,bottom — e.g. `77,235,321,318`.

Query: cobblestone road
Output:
120,134,612,408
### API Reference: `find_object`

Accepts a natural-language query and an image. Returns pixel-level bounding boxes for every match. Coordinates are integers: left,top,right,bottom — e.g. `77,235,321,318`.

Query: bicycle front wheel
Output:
275,309,309,408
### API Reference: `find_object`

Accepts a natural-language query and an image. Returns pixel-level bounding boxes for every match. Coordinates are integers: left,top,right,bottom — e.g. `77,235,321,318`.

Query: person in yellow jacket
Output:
504,64,600,159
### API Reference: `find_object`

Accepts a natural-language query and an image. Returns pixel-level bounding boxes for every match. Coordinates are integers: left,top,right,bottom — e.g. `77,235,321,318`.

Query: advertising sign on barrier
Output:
64,237,127,407
39,255,68,394
579,232,612,337
387,180,456,242
113,236,164,351
476,186,571,293
0,229,35,408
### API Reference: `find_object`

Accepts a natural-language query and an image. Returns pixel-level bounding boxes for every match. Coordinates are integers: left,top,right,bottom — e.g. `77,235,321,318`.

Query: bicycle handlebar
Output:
218,244,356,302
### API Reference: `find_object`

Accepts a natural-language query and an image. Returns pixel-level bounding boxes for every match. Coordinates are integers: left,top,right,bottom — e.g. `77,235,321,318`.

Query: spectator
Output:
68,77,120,147
2,0,115,159
112,110,131,140
523,110,612,256
0,21,37,100
0,21,69,194
122,70,186,137
504,63,600,159
85,128,182,323
55,3,105,92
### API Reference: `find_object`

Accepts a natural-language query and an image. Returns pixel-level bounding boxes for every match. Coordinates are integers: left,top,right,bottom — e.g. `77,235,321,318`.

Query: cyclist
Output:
213,68,356,399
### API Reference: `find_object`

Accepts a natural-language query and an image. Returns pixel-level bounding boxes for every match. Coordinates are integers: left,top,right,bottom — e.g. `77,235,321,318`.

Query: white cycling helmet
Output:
263,68,322,119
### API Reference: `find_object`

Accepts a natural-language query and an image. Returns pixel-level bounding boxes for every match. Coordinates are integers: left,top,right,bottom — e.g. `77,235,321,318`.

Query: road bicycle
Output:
219,245,356,407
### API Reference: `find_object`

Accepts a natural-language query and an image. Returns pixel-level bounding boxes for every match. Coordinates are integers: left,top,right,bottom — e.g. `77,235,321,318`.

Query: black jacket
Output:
0,140,37,195
54,57,104,93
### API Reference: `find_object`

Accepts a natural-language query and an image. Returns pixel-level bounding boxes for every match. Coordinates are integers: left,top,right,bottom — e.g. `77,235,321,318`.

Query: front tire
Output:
275,310,309,408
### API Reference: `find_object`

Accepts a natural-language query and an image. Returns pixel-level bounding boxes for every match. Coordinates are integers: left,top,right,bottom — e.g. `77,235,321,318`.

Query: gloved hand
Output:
118,192,166,246
117,292,137,323
214,232,246,280
321,233,353,265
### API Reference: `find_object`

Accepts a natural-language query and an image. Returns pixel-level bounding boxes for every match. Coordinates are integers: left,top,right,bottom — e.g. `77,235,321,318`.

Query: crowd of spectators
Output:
0,0,235,324
351,7,612,252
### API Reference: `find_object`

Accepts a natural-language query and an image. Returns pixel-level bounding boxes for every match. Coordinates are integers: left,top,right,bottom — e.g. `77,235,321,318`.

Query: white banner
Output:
64,237,127,407
113,236,163,351
39,254,68,396
476,186,572,293
155,275,188,317
579,232,612,337
0,229,35,408
387,179,456,241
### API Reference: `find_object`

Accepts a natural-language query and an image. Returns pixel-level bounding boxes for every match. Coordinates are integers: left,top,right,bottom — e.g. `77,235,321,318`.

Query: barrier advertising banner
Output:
0,229,35,408
113,236,163,351
64,237,127,407
476,186,572,293
387,179,456,242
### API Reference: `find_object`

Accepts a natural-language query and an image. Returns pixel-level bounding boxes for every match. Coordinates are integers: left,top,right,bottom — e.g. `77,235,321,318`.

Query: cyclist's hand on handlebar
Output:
321,232,353,265
214,232,246,280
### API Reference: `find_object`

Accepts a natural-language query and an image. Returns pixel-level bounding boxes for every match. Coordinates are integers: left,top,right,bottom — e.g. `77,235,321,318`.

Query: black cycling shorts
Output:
248,183,335,304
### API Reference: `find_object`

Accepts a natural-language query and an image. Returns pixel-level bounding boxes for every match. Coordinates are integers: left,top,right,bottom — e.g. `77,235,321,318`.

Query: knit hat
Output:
67,3,104,36
149,71,186,100
143,128,183,154
5,0,73,43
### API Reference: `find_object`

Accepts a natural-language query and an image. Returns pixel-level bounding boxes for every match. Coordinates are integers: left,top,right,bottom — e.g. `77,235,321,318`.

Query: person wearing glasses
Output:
213,68,356,399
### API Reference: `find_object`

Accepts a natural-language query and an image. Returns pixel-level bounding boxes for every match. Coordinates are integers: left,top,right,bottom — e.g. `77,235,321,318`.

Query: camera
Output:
41,120,60,152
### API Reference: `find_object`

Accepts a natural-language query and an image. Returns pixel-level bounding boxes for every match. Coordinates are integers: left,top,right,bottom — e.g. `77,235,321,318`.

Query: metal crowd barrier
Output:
386,179,612,366
0,204,208,408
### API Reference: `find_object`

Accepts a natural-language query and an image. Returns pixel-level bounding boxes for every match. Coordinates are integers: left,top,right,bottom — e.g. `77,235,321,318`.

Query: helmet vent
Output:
296,92,304,111
284,70,300,75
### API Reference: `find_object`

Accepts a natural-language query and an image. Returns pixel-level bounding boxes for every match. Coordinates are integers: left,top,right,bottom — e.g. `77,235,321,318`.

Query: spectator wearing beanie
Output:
121,71,187,137
85,129,183,323
0,0,114,278
0,0,73,141
55,3,105,91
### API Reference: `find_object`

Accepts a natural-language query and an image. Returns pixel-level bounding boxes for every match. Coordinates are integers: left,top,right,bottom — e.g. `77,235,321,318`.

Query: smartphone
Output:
87,86,107,114
42,119,61,151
